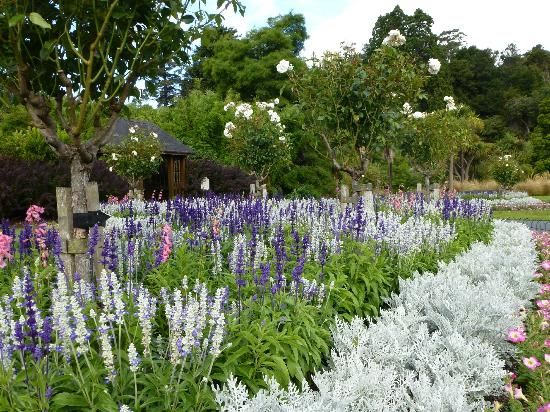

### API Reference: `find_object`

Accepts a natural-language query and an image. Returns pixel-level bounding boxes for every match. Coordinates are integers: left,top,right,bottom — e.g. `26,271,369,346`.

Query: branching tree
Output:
0,0,243,216
288,41,426,185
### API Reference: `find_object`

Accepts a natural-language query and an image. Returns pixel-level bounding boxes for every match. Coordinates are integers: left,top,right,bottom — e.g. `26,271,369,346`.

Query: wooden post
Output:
340,184,350,207
261,184,267,199
416,183,422,193
86,182,104,281
431,183,440,201
250,183,256,196
56,187,75,280
364,183,374,208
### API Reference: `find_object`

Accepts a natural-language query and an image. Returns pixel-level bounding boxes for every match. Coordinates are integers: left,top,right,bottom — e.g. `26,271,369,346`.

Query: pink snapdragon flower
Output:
545,354,550,363
514,386,527,401
159,224,173,264
541,284,550,294
541,260,550,271
545,339,550,348
0,233,13,269
523,356,541,370
25,204,45,223
538,403,550,412
507,326,527,343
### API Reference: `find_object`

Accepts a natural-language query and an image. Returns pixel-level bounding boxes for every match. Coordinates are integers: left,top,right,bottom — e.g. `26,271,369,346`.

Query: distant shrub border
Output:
215,221,541,410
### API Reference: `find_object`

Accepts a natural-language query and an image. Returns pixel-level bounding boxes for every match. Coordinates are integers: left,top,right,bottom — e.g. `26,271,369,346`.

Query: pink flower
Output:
25,204,45,223
537,403,550,412
544,339,550,348
542,260,550,271
507,327,527,343
504,383,513,396
507,371,516,381
541,284,550,294
523,356,541,370
514,386,527,401
536,300,550,310
545,354,550,363
0,233,13,269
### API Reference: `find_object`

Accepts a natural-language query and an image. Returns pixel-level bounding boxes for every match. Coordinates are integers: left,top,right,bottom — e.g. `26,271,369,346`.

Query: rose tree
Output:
102,125,162,193
223,99,290,184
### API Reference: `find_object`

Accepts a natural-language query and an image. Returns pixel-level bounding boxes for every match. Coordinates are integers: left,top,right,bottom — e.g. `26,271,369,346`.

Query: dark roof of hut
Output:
107,118,193,156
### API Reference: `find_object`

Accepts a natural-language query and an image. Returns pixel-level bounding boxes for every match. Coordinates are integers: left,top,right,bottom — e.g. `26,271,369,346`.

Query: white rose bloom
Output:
150,156,156,162
428,58,441,75
444,96,457,111
276,59,293,74
267,109,280,124
412,111,426,119
109,166,113,172
223,102,235,112
132,150,138,156
382,29,406,47
151,132,158,138
235,103,253,119
402,102,412,115
279,136,286,142
224,121,236,138
131,136,139,142
129,126,136,134
256,102,269,110
273,98,279,105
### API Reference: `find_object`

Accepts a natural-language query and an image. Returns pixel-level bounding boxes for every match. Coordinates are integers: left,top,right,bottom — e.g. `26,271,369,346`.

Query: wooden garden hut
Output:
106,118,193,198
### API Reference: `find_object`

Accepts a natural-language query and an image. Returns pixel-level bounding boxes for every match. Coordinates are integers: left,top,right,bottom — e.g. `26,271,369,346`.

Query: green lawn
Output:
493,209,550,221
534,195,550,203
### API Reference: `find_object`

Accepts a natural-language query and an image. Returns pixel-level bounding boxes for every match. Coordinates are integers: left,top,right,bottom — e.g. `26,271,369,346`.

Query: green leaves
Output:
8,14,25,27
28,12,51,29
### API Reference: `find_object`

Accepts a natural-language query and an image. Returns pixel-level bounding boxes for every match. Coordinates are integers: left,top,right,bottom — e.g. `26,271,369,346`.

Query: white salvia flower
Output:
256,101,269,110
276,59,293,73
223,121,236,138
382,29,406,47
132,150,138,156
278,136,286,142
412,111,426,119
99,313,116,382
428,58,441,75
402,102,412,115
223,102,235,112
128,342,140,373
111,153,119,161
71,296,90,355
235,103,253,120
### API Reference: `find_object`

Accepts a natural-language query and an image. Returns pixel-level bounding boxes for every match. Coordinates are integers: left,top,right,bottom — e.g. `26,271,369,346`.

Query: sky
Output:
222,0,550,57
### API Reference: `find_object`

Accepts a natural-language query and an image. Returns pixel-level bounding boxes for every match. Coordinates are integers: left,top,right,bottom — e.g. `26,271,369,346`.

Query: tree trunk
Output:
70,155,92,216
448,153,454,191
70,155,93,279
385,146,394,191
460,150,465,181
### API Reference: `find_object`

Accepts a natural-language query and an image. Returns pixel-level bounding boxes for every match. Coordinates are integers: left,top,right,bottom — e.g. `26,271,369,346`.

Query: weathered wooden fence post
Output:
249,183,256,197
416,183,422,193
431,183,440,201
201,177,210,192
340,183,350,208
56,187,75,280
